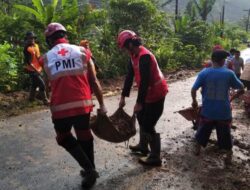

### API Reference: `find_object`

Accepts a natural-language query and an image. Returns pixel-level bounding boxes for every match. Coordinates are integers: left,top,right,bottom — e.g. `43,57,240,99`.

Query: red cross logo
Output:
57,48,69,56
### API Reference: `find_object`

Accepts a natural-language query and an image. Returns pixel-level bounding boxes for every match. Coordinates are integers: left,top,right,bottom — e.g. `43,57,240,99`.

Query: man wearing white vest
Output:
40,23,107,188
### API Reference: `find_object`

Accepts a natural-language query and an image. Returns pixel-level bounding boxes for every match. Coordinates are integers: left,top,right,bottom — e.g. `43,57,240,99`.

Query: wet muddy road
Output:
1,77,250,190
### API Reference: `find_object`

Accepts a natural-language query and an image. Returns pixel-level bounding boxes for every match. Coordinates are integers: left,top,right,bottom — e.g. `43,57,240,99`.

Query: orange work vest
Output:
131,46,168,103
25,43,42,73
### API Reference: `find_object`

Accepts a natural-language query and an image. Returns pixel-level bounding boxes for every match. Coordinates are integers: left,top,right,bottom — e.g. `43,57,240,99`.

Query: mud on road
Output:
0,76,250,190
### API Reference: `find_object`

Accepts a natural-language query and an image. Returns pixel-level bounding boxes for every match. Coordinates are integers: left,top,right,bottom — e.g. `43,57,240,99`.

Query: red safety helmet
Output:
45,22,67,38
117,30,137,48
212,44,223,52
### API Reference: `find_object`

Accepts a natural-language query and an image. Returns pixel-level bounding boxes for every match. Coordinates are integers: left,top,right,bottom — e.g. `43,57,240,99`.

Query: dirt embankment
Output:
0,69,197,119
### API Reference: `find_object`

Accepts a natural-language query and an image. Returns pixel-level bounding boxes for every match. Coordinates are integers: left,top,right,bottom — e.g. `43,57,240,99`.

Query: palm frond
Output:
14,4,43,23
52,0,59,9
45,5,55,25
32,0,45,15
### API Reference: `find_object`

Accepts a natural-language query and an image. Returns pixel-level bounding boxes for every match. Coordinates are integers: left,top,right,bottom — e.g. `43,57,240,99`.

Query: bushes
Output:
0,0,248,92
0,42,19,92
109,0,157,32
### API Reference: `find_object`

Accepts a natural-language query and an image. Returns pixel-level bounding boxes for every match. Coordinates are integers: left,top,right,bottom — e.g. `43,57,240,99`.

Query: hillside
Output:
73,0,250,23
160,0,250,23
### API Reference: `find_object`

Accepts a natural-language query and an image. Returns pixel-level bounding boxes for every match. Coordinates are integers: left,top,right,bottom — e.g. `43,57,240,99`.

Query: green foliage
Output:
175,16,189,33
55,0,78,26
211,23,249,50
14,0,59,27
180,20,212,51
185,0,197,21
109,0,157,32
154,39,176,70
0,0,248,92
192,0,216,21
224,26,248,48
175,44,201,67
86,0,168,78
0,42,19,92
174,17,212,65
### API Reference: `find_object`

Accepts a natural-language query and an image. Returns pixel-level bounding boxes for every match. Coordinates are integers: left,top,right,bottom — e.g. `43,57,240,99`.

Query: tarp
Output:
90,108,136,143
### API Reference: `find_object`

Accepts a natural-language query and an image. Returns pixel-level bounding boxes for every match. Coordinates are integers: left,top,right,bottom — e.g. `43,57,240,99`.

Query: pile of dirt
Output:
166,69,198,83
0,91,47,118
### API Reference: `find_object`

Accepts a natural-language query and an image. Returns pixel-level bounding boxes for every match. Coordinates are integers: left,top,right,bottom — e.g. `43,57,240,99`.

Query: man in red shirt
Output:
40,23,107,188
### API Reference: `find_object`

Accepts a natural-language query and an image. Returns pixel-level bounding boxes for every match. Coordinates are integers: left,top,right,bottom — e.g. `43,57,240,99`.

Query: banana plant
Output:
174,15,189,33
14,0,59,27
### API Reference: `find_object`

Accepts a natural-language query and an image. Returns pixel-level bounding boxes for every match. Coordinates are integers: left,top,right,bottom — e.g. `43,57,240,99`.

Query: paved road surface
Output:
1,76,249,190
0,77,200,190
241,48,250,63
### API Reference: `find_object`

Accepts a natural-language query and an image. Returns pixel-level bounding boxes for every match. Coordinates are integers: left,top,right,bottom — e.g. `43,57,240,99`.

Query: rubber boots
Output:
67,145,98,188
129,131,149,155
79,140,99,178
139,133,162,166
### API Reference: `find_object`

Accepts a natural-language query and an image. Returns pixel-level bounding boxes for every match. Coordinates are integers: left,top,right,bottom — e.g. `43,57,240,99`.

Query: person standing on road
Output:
39,23,107,188
224,48,236,70
232,50,244,78
191,50,244,163
118,30,168,166
23,31,49,104
240,58,250,90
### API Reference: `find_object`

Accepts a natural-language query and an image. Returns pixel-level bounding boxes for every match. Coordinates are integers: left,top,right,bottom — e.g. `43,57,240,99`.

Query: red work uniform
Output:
122,46,168,134
40,42,93,119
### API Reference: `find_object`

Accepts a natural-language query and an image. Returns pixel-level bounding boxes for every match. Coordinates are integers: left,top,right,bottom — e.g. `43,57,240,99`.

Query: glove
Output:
99,104,107,115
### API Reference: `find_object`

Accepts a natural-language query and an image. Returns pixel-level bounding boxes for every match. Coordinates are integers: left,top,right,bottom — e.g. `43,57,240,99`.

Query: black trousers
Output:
29,72,46,92
53,114,95,169
53,114,93,144
137,97,165,134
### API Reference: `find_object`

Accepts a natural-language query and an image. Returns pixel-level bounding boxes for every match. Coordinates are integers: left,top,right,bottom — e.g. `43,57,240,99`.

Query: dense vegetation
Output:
0,0,249,92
